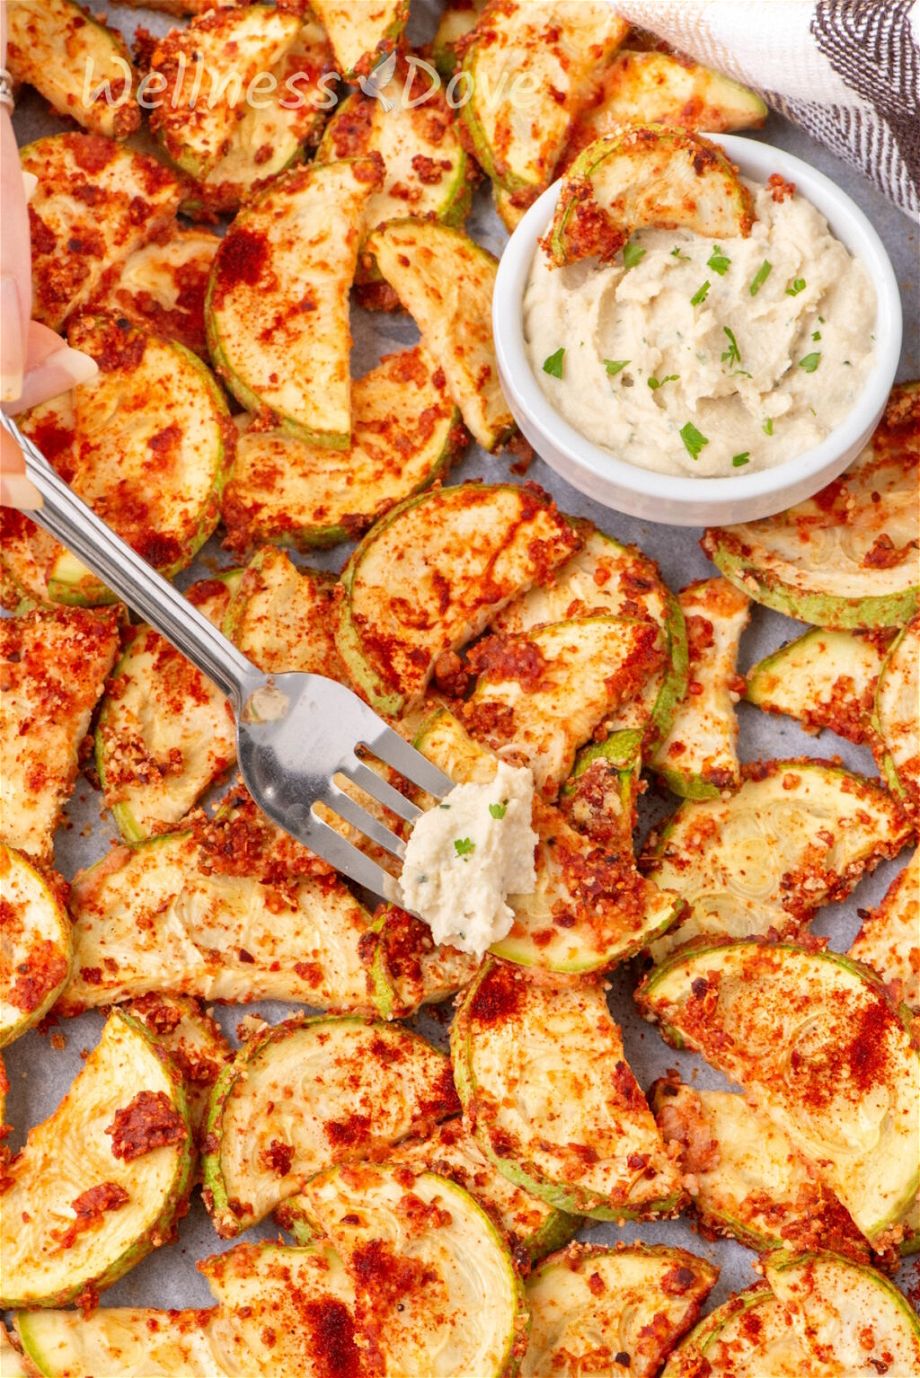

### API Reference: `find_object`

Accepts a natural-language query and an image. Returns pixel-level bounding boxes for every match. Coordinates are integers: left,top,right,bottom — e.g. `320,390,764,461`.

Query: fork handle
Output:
3,411,260,707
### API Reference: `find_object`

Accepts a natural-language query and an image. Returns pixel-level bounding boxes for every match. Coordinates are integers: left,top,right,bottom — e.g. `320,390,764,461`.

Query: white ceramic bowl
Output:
493,134,902,526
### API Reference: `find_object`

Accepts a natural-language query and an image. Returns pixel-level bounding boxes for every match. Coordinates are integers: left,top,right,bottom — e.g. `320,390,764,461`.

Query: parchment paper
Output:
6,0,919,1323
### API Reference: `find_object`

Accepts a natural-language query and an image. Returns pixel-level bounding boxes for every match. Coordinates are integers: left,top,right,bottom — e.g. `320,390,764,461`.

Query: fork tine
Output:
339,759,423,824
358,722,454,801
325,785,407,861
302,813,403,904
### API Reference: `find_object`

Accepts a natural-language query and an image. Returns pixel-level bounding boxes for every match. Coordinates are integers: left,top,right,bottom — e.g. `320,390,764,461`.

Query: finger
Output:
0,429,42,510
0,109,32,400
7,339,98,414
24,321,71,370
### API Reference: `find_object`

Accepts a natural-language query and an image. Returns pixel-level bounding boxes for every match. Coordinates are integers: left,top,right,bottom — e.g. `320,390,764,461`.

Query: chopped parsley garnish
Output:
785,277,807,296
763,417,774,435
680,422,709,461
732,452,751,467
721,326,742,368
438,803,451,809
708,246,731,275
798,352,822,373
622,238,646,269
648,374,679,390
671,246,691,261
749,260,773,296
690,280,711,306
812,329,822,341
604,358,630,376
453,837,475,858
489,802,507,819
542,347,565,378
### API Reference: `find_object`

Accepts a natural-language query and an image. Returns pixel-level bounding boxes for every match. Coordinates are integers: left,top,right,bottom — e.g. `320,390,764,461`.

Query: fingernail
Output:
0,276,25,402
46,346,99,389
21,171,38,202
0,474,43,510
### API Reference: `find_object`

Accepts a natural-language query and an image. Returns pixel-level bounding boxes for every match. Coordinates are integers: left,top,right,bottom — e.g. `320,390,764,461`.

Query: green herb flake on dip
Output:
524,179,876,477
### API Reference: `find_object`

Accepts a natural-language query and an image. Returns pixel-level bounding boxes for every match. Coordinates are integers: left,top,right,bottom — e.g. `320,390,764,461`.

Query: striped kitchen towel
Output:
611,0,920,221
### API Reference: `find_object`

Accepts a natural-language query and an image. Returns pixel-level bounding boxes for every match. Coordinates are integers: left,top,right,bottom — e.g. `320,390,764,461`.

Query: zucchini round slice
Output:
0,844,71,1048
850,848,919,1010
364,220,514,450
60,831,381,1015
201,1015,458,1236
336,483,579,715
21,134,182,331
95,575,239,842
644,759,911,960
0,1010,193,1309
453,958,683,1220
764,1251,920,1375
294,1162,528,1377
548,125,754,266
523,1243,718,1378
91,227,218,358
20,314,233,605
661,1285,809,1377
873,613,920,812
310,0,408,79
206,157,382,447
221,347,462,552
637,940,920,1247
126,994,231,1137
745,627,887,745
416,711,683,973
221,548,344,677
701,381,920,629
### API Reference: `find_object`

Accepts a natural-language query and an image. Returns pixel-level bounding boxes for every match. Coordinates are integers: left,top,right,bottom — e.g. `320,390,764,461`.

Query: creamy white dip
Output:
525,180,876,477
400,761,537,955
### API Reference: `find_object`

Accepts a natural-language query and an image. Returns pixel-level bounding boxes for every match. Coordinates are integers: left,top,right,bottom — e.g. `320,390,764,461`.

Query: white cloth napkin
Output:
610,0,920,221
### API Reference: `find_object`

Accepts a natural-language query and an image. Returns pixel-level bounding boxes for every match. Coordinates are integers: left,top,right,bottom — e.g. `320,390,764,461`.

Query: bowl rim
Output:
492,132,902,505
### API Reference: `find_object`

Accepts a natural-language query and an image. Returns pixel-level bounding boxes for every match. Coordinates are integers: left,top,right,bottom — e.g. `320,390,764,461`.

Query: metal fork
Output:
2,412,453,904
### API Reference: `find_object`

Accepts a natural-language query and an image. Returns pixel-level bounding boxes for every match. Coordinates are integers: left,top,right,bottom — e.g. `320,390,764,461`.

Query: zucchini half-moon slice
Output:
547,125,754,266
206,157,383,447
292,1162,528,1377
637,940,920,1247
523,1243,718,1378
90,227,218,358
221,548,345,678
336,483,580,716
0,845,71,1048
0,1010,193,1309
644,759,911,961
364,220,514,449
59,831,383,1016
650,578,749,800
416,711,683,973
849,848,919,1011
661,1285,809,1378
432,0,484,75
310,0,408,79
0,1323,33,1378
873,613,920,812
745,627,888,745
126,994,231,1138
702,380,920,629
363,905,480,1020
764,1251,920,1376
20,314,233,605
201,1015,458,1237
221,347,463,553
453,958,683,1220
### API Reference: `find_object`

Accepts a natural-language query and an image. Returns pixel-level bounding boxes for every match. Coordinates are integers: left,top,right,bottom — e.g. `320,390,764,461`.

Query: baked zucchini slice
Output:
562,49,767,168
745,627,887,745
416,710,683,972
310,0,408,78
432,0,485,74
221,347,462,553
291,1162,528,1376
637,940,920,1246
661,1285,809,1378
464,616,664,797
460,1,628,199
221,547,344,677
0,510,62,609
16,1240,361,1378
206,157,381,446
873,613,920,811
0,1324,34,1378
0,845,71,1049
364,220,514,449
523,1242,718,1378
547,125,754,266
850,848,919,1010
317,74,471,230
0,1009,193,1309
649,578,750,799
764,1251,920,1375
337,483,579,715
59,830,380,1015
650,1078,867,1257
90,226,218,358
363,904,480,1019
644,760,911,960
701,381,920,629
21,134,182,331
201,1015,458,1236
6,0,138,139
453,958,683,1220
0,606,121,861
95,574,240,842
126,993,230,1138
20,314,232,604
